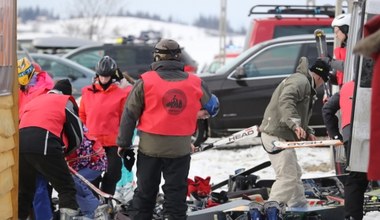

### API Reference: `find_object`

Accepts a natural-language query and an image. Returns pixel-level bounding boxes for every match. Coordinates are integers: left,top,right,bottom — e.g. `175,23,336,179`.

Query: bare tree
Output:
63,0,127,40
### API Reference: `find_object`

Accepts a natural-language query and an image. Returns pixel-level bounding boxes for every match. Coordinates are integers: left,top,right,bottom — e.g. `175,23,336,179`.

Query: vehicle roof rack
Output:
248,5,338,18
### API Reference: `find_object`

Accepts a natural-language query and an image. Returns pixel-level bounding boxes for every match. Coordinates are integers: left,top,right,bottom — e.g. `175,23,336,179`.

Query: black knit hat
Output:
310,59,330,82
53,79,72,95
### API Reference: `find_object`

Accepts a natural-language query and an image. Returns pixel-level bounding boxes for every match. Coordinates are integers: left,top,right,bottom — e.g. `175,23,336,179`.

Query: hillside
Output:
17,16,245,70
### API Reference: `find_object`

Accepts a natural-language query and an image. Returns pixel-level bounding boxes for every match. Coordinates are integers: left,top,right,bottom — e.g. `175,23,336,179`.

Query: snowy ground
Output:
186,136,380,219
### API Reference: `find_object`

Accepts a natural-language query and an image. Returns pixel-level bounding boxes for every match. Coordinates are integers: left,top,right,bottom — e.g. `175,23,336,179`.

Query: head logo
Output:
162,89,187,115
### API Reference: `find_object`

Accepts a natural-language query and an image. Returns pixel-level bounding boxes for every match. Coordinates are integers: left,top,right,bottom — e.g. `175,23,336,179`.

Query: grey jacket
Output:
259,57,317,141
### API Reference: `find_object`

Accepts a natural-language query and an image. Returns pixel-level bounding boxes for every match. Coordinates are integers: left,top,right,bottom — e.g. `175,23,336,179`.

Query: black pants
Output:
129,151,190,220
19,153,78,219
344,171,368,220
92,146,121,195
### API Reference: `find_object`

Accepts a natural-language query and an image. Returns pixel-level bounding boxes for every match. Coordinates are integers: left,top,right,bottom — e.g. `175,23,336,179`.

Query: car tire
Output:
192,119,208,147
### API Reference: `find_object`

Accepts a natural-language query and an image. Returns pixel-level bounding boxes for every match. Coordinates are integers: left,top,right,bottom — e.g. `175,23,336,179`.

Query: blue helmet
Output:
203,94,219,117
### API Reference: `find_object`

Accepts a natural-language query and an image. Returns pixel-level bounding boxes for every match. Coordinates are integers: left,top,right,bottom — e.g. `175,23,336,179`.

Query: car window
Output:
242,43,302,78
69,48,104,69
274,26,333,38
107,47,152,67
32,56,83,79
50,62,84,79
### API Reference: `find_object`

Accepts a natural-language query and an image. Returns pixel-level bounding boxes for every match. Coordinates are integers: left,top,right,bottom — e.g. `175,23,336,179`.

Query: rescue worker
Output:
17,57,55,220
116,39,219,220
79,56,131,198
18,79,83,220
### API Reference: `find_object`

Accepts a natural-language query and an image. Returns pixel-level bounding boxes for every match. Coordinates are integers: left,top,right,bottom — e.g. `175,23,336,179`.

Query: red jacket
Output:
334,47,346,86
137,71,202,136
19,93,69,138
18,71,54,118
363,15,380,180
339,81,354,129
79,83,131,146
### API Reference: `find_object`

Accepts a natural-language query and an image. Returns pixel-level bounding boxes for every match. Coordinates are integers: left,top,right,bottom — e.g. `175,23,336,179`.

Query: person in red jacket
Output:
116,39,219,220
330,13,351,87
17,57,55,220
79,56,131,199
18,58,54,117
19,79,83,220
322,80,369,220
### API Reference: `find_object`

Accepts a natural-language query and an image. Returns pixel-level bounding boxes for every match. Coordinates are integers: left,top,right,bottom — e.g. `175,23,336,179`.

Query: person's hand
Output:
119,148,135,172
323,94,329,104
294,126,306,140
190,144,196,153
318,56,332,66
307,133,317,141
197,109,210,119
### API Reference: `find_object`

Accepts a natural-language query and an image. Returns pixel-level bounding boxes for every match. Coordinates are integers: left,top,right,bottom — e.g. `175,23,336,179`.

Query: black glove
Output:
120,148,135,172
318,55,332,67
113,68,124,81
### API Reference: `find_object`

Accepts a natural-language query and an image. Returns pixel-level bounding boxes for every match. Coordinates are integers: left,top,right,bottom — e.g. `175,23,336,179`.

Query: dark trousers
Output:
130,151,190,220
92,146,121,195
19,153,78,219
344,171,368,220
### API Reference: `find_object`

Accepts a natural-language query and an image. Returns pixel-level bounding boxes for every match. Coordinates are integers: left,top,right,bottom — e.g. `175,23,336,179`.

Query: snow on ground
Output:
188,137,335,190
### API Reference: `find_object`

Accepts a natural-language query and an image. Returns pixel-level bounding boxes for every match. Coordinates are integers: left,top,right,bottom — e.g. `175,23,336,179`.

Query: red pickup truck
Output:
244,5,336,49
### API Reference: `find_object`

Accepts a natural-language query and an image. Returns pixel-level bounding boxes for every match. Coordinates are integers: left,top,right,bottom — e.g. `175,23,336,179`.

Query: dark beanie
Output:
53,79,72,95
310,59,330,82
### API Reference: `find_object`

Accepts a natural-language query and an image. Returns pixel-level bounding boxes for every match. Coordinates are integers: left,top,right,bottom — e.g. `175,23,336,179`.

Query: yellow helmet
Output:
17,57,36,86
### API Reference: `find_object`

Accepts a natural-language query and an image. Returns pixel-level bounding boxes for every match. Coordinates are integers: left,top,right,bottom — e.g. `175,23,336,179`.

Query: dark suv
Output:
193,34,334,146
62,42,198,79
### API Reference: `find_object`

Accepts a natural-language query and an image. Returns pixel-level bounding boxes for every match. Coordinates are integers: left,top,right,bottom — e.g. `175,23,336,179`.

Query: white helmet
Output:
331,14,351,28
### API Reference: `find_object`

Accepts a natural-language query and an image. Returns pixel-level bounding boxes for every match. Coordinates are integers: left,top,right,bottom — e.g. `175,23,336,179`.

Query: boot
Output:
60,208,80,220
263,201,285,220
248,202,265,220
94,204,112,220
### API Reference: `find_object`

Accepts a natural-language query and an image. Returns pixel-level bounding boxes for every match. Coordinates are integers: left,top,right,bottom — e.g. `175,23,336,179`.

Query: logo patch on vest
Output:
162,89,187,115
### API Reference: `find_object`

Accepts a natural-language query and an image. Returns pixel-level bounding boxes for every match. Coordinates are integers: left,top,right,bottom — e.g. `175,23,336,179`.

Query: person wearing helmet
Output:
117,39,217,220
79,55,132,200
19,79,83,220
330,13,351,87
17,57,56,220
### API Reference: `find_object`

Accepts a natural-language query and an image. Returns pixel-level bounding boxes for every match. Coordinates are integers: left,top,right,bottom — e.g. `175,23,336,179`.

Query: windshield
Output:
215,44,262,75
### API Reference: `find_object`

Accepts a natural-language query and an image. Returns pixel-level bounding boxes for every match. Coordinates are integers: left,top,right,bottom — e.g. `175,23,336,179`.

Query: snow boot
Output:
263,201,285,220
59,208,80,220
94,204,112,220
248,202,264,220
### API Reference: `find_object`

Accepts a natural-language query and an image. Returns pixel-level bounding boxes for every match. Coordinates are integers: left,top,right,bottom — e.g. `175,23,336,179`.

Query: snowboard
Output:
285,205,345,220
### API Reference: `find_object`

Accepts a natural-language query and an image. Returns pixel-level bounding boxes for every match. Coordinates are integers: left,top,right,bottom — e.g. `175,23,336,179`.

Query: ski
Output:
197,125,260,152
211,161,271,191
68,166,122,204
273,139,343,149
314,28,331,97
